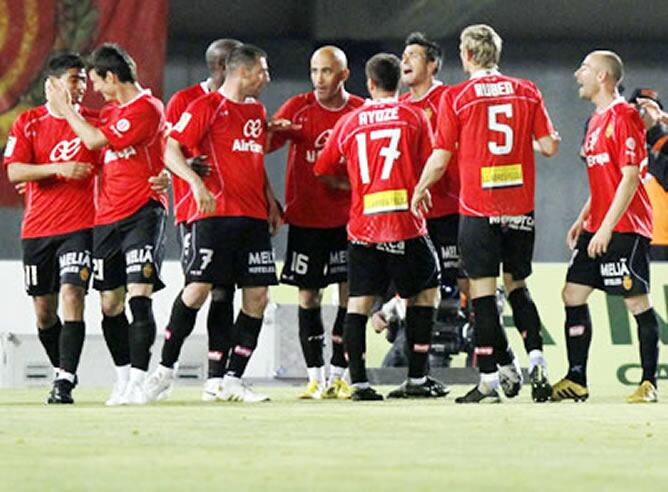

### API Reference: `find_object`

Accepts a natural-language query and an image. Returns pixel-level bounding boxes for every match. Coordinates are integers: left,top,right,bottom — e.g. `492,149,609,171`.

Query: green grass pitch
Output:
1,384,665,491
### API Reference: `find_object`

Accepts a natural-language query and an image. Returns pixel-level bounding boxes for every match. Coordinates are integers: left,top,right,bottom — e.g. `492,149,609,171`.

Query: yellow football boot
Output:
298,380,323,400
551,378,589,402
626,381,658,403
322,377,352,400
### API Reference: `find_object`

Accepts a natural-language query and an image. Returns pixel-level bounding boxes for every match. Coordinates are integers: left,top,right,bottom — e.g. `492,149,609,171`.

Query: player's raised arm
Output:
45,77,109,150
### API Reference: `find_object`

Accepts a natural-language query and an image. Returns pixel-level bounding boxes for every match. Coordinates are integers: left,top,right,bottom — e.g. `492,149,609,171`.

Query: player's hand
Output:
148,170,171,193
57,161,93,180
14,182,27,195
371,312,388,334
187,155,211,177
566,220,583,250
193,181,216,214
267,198,284,236
410,188,432,218
636,98,663,129
587,227,612,258
267,118,301,132
45,77,72,115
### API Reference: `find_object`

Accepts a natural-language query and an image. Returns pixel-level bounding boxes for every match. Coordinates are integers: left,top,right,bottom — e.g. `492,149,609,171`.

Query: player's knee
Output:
623,295,650,316
182,282,211,308
561,284,584,306
34,298,57,328
243,287,269,316
298,289,321,309
60,284,85,310
100,290,125,317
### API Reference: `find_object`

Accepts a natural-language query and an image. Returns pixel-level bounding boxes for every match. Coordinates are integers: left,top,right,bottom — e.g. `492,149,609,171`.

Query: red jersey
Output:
270,91,364,228
165,81,208,224
96,90,168,225
400,82,459,218
170,91,268,222
3,105,99,239
435,70,554,216
582,98,652,238
314,99,433,243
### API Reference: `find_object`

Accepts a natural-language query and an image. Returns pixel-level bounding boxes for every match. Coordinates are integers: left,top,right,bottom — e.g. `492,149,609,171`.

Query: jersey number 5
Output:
488,104,513,155
356,128,401,184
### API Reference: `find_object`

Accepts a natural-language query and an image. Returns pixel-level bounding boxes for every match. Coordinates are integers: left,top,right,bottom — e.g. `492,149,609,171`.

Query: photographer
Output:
632,88,668,260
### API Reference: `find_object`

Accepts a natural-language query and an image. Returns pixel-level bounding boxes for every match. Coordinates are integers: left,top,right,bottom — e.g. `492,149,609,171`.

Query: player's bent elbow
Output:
538,136,559,157
6,164,25,183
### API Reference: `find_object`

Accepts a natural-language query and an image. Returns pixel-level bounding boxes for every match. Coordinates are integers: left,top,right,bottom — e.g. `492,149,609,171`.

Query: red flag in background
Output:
0,0,169,206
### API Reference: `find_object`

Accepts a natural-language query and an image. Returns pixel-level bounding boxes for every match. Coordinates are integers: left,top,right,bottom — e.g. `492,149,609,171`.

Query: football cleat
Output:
530,365,552,403
626,380,658,404
387,377,450,399
120,380,148,405
201,378,225,402
551,378,589,402
47,379,75,404
498,358,523,398
351,386,384,401
298,380,324,400
144,366,175,402
105,377,129,406
322,377,353,400
454,384,501,404
219,381,270,403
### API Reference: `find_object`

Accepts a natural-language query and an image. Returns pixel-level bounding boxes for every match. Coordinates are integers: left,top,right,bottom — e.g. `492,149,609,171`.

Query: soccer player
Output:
552,51,659,403
165,38,243,401
267,46,363,400
412,24,560,403
45,44,192,405
400,32,463,301
145,44,278,403
4,53,97,404
315,53,445,401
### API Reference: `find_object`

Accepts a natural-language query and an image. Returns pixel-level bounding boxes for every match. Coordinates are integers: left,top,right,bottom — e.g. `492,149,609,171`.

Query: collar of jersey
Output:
119,88,151,108
596,95,626,114
407,80,443,102
364,96,399,106
470,67,501,79
46,103,81,119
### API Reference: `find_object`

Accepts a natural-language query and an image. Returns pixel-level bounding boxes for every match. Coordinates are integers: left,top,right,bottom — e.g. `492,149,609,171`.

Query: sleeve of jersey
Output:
434,90,458,152
169,98,212,150
3,116,33,165
165,94,188,129
532,89,555,139
267,98,299,153
99,102,161,150
313,118,344,176
615,111,647,168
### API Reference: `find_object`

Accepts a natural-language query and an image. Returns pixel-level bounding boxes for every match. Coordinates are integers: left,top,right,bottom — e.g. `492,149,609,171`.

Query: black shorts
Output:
348,235,440,299
22,229,93,296
566,231,650,296
184,216,278,287
93,200,167,292
427,214,466,284
177,222,191,275
280,225,348,289
459,213,535,280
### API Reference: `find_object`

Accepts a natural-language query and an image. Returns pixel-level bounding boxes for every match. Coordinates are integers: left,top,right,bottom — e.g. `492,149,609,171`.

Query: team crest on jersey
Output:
4,136,17,157
423,107,433,121
50,138,82,162
605,123,614,138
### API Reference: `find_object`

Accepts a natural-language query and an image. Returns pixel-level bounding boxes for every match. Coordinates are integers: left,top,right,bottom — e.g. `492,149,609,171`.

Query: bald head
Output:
311,45,348,71
589,50,624,85
206,38,242,74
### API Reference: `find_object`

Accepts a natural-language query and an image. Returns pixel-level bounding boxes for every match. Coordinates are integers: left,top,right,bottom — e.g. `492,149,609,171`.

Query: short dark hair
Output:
365,53,401,92
89,43,137,83
206,38,243,73
225,44,267,73
46,52,85,77
405,32,442,74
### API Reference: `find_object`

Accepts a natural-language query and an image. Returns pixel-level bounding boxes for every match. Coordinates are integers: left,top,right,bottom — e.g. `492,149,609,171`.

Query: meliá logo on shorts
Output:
50,138,82,162
232,119,263,154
